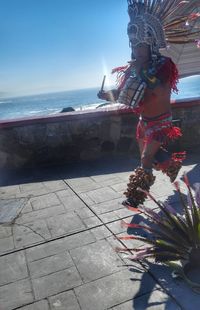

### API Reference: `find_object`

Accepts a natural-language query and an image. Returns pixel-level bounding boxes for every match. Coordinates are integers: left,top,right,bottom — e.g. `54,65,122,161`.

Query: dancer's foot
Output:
166,161,182,182
152,162,160,171
122,197,138,208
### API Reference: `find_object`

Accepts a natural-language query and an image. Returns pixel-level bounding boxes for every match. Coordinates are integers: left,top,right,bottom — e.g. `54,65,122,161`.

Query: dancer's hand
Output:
97,89,119,102
97,90,109,100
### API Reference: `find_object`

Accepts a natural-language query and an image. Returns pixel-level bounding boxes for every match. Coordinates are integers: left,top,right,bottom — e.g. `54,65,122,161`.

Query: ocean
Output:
0,75,200,120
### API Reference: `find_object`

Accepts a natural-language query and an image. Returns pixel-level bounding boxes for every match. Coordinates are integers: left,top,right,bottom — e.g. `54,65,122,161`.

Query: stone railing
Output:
0,97,200,170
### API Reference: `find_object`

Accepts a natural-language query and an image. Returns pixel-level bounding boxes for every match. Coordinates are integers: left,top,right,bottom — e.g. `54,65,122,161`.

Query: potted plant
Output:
116,174,200,293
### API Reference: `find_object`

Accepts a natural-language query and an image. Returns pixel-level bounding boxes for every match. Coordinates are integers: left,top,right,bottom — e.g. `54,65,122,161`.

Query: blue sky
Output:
0,0,130,97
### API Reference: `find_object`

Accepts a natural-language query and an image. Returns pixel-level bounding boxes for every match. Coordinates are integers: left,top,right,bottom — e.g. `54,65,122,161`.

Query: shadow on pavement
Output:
0,155,139,186
129,262,181,309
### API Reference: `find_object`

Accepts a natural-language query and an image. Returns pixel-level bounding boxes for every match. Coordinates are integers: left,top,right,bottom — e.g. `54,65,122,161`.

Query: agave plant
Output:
116,174,200,292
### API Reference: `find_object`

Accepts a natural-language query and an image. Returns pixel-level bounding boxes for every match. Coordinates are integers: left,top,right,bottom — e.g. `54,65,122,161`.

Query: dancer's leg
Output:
123,139,160,207
141,140,162,170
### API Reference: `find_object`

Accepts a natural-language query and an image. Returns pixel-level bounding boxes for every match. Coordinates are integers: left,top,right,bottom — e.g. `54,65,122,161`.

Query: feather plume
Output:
128,0,200,44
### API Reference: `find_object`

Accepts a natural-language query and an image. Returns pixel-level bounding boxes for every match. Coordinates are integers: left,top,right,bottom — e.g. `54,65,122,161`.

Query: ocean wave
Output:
0,100,13,104
75,103,100,111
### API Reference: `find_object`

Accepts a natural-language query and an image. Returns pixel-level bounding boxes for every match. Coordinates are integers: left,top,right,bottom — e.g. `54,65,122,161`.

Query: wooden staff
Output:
100,75,106,92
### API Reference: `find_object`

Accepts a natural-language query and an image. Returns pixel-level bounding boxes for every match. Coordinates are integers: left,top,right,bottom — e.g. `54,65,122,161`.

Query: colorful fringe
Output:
111,63,133,90
111,56,179,98
156,57,179,94
136,112,182,145
155,152,186,169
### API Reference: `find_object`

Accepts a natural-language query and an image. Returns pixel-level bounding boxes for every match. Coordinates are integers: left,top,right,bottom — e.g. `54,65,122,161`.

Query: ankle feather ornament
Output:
161,158,182,183
123,167,155,207
156,152,186,183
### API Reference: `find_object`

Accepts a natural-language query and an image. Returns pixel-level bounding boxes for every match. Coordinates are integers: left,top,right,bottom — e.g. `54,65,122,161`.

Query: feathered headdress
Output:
127,0,200,55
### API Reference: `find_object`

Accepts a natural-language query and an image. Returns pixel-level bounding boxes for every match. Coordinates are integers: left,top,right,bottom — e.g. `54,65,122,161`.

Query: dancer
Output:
98,0,200,207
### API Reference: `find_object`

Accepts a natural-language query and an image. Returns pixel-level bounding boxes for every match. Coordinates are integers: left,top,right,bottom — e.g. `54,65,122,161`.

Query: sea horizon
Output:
0,85,103,100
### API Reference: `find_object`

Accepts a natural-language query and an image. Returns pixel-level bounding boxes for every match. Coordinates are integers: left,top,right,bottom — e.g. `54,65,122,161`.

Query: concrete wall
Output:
171,98,200,150
0,98,200,170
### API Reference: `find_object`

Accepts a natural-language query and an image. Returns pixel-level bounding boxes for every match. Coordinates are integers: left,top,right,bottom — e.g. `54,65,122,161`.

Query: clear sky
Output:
0,0,131,98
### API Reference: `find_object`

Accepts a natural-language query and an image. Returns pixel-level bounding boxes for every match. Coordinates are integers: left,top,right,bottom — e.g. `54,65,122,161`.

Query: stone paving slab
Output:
47,212,86,237
107,232,144,251
114,171,131,182
74,268,157,310
21,201,33,214
13,219,51,248
66,176,102,193
30,193,61,211
0,235,14,254
0,225,12,238
0,198,27,224
16,187,50,198
0,279,34,310
26,230,96,262
106,218,130,235
48,290,81,310
70,239,124,283
99,211,120,223
42,179,69,191
28,251,74,278
17,300,50,310
0,251,28,286
111,182,127,194
55,187,75,199
79,192,96,206
74,206,95,219
85,187,122,204
0,185,21,199
32,266,82,300
16,204,66,224
19,182,47,194
114,207,136,220
82,216,102,228
91,173,125,183
58,195,89,211
91,225,112,240
90,174,124,187
90,197,124,215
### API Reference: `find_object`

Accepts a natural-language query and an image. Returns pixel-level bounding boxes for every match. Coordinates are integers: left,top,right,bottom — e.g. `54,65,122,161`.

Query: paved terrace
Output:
0,153,200,310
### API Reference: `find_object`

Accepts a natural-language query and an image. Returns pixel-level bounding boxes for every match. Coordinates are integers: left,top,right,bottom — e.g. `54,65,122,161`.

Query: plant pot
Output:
189,248,200,268
183,262,200,293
